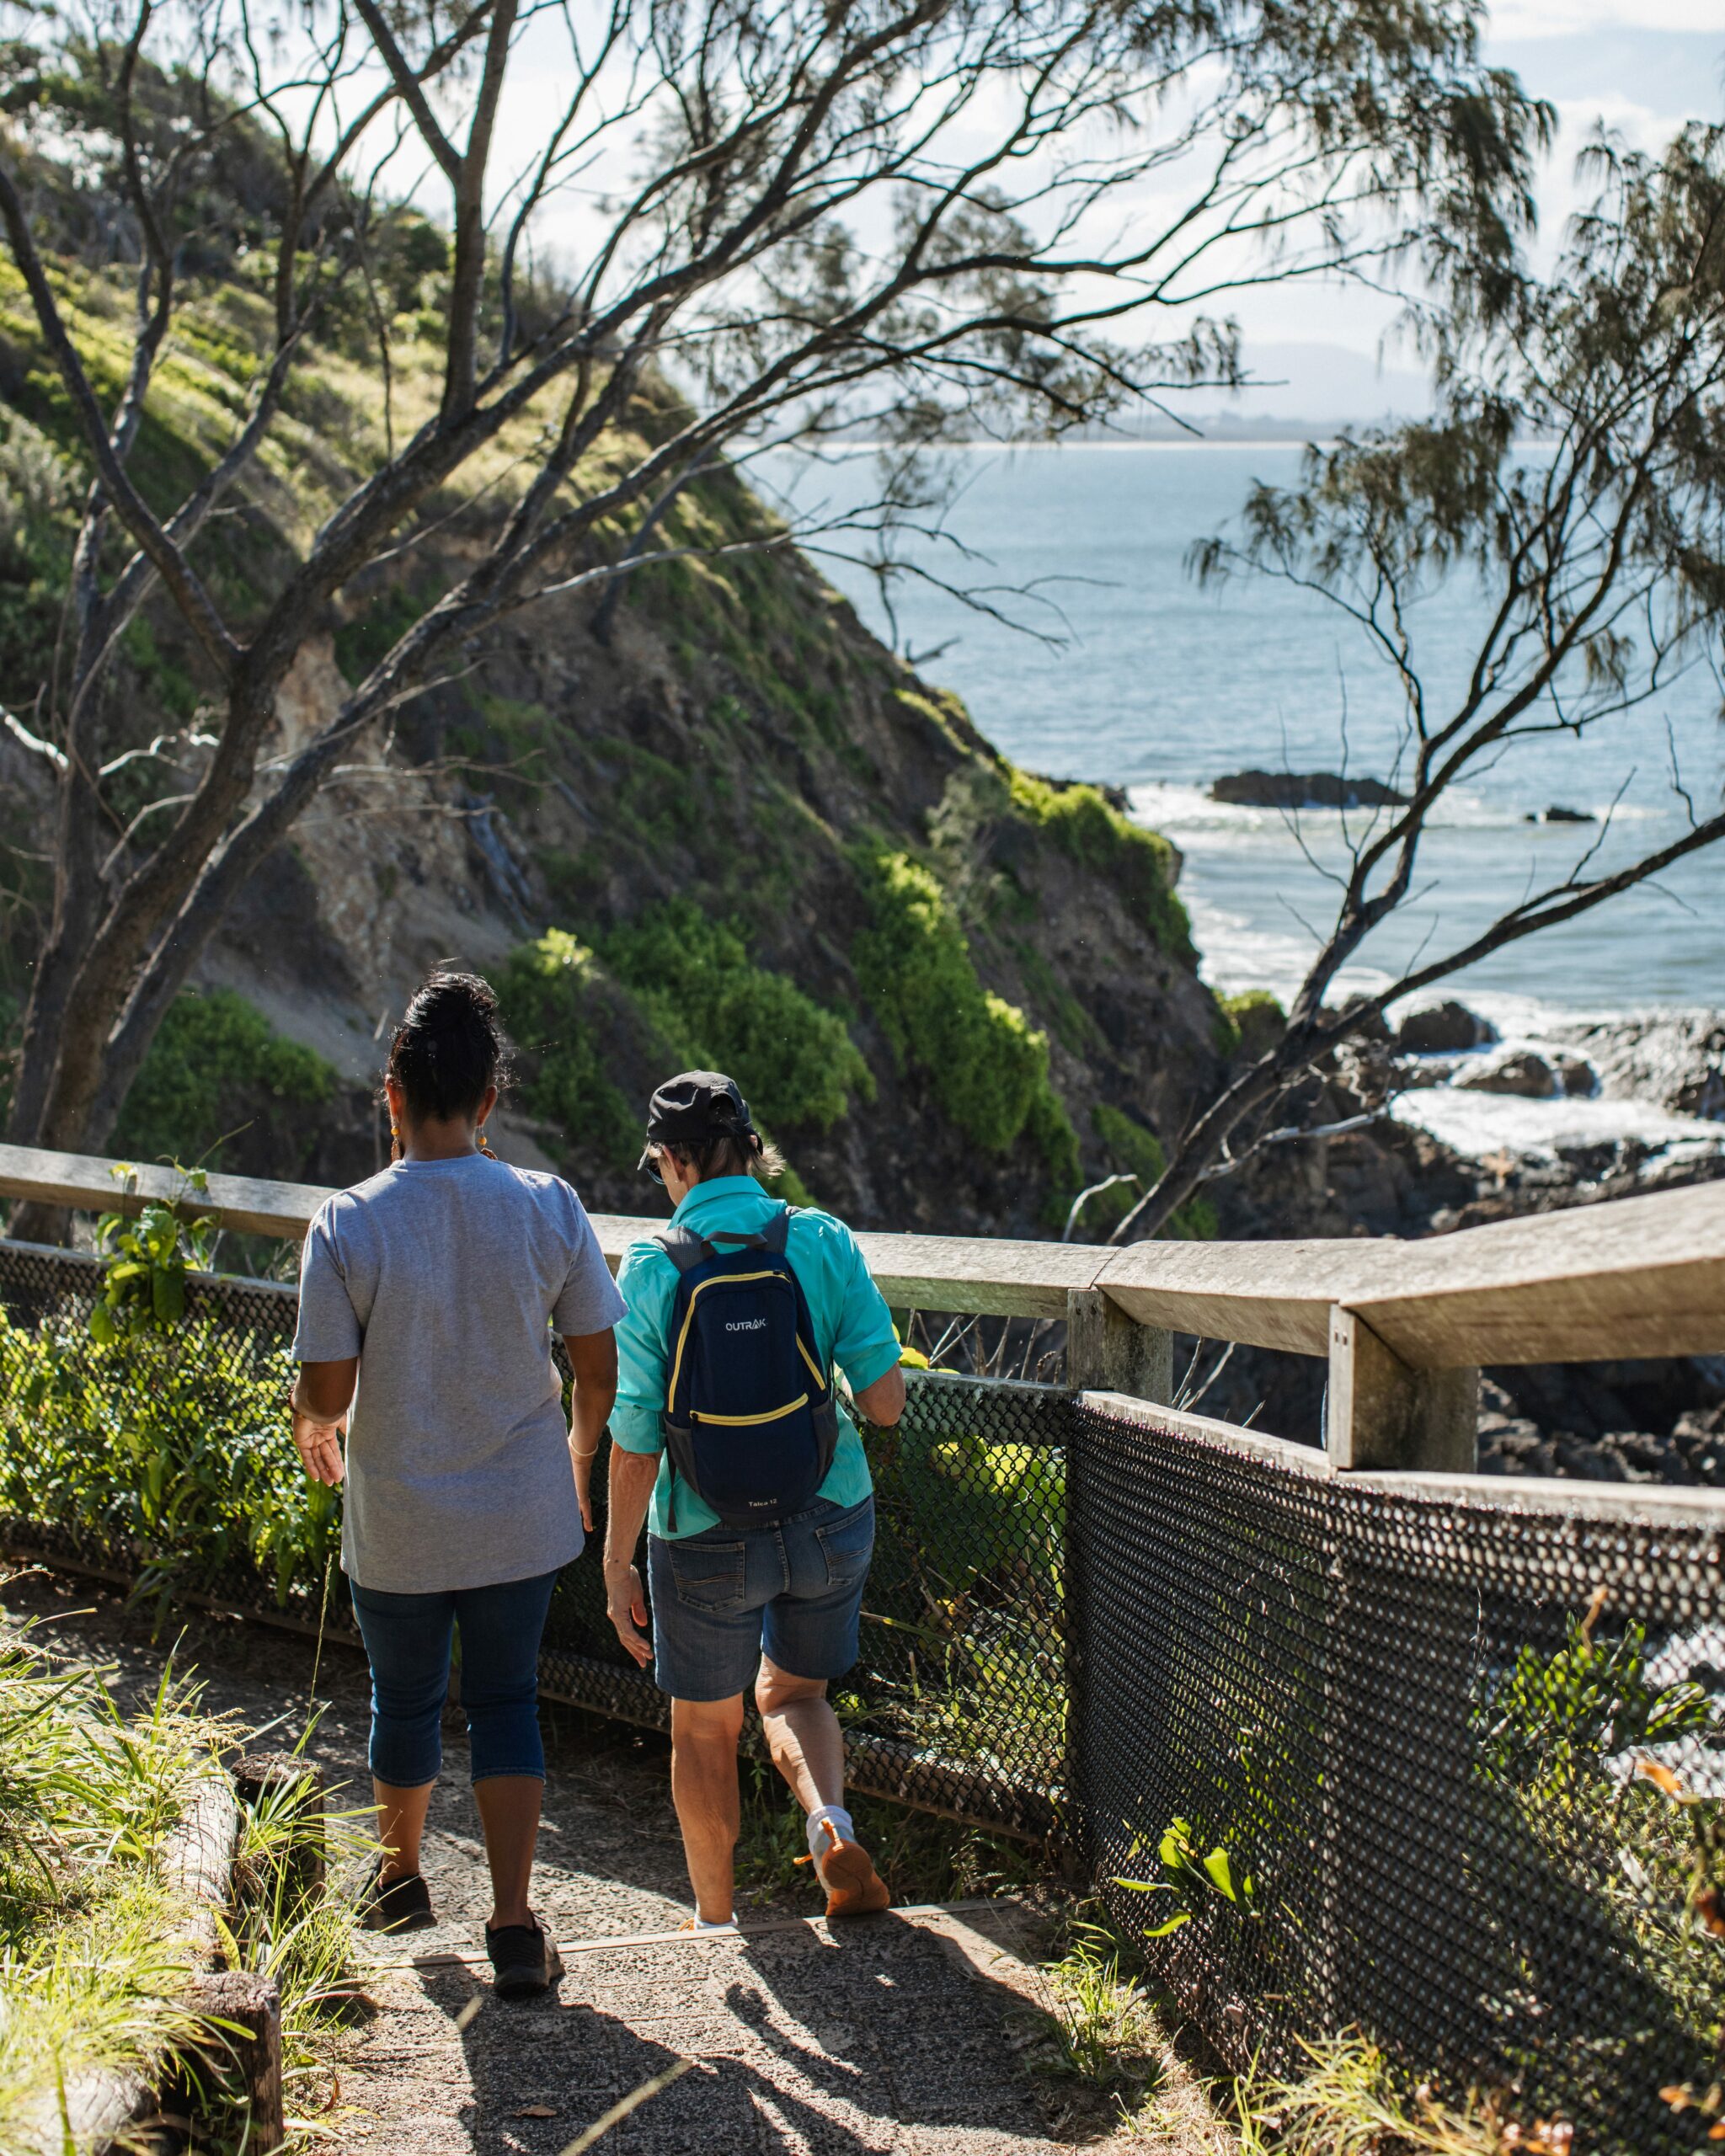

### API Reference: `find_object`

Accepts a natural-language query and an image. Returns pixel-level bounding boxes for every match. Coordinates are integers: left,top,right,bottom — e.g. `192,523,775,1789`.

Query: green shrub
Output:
0,1625,219,2141
1,1305,338,1614
1213,987,1286,1059
496,931,643,1170
852,851,1074,1182
112,990,339,1172
601,901,873,1133
500,921,841,1193
1007,770,1194,958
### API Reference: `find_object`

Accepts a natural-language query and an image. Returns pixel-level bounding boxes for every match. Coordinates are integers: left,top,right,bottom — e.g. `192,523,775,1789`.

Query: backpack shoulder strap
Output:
763,1204,793,1256
654,1226,713,1276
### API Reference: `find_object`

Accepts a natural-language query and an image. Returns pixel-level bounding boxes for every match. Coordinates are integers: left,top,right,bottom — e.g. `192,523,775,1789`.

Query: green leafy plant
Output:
1116,1814,1257,1938
1214,989,1288,1059
88,1164,215,1344
1080,1105,1218,1243
1041,1927,1166,2088
0,1634,212,2150
1477,1606,1713,1788
496,929,643,1169
5,1274,340,1623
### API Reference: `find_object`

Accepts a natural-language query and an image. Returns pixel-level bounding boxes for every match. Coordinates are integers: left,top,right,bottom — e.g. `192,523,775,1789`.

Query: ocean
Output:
765,443,1724,1030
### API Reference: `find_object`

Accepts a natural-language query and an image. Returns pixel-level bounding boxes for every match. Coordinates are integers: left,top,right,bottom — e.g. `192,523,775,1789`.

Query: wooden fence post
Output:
1065,1289,1173,1404
184,1970,286,2153
1327,1306,1477,1471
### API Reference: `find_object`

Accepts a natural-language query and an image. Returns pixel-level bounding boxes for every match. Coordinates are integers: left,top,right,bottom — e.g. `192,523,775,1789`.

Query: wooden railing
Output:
4,1141,1724,1476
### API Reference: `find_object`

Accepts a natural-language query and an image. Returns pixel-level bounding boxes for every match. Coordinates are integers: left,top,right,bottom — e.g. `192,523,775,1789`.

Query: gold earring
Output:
389,1122,403,1162
477,1128,498,1159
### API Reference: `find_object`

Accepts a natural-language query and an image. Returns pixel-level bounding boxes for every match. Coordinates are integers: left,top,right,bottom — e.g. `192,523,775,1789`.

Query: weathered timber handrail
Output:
3,1144,1723,1375
1083,1389,1725,1524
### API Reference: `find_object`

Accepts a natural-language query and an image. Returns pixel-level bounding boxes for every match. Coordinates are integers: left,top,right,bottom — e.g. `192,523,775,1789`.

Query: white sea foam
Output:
1390,1086,1723,1161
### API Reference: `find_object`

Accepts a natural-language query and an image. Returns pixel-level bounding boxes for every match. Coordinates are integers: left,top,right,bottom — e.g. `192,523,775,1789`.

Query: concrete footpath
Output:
355,1904,1060,2153
1,1572,1063,2154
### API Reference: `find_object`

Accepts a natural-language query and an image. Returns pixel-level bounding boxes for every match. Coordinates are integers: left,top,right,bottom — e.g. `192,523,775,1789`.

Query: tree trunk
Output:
1108,1029,1326,1245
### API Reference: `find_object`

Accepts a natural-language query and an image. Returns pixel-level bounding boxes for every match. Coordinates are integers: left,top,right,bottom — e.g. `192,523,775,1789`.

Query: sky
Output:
1215,3,1725,376
491,0,1725,418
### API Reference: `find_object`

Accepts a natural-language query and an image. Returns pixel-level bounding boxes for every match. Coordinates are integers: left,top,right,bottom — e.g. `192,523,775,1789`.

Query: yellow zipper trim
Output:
692,1393,809,1428
797,1336,827,1392
667,1270,781,1402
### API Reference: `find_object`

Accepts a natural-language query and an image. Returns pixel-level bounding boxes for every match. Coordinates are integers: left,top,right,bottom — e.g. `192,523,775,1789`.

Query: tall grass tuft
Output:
0,1612,216,2149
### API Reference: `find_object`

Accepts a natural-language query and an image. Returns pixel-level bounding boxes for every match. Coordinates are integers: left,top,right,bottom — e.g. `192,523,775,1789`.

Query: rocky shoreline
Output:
1194,991,1725,1481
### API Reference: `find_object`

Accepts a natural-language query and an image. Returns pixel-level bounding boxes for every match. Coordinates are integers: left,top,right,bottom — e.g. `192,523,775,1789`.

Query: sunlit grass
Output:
0,1618,216,2147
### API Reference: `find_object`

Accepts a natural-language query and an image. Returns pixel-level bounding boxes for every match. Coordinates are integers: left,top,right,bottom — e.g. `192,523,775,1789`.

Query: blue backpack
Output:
656,1206,838,1531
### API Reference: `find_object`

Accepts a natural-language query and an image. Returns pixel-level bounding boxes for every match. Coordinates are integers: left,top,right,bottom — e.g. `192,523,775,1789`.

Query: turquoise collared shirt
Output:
611,1177,900,1541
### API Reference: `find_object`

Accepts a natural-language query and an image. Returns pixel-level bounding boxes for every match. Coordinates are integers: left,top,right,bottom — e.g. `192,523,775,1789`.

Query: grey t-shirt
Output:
291,1154,626,1593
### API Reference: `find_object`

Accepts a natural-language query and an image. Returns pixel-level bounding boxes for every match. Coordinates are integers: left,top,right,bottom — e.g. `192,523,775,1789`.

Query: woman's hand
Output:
291,1359,356,1486
604,1561,652,1668
291,1407,346,1486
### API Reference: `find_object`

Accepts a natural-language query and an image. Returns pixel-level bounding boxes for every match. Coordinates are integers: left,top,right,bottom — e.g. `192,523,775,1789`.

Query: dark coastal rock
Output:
1552,1053,1599,1099
1394,999,1497,1054
1228,994,1287,1059
1525,803,1597,824
1455,1047,1561,1098
1210,769,1407,811
1551,1011,1725,1122
1477,1369,1725,1486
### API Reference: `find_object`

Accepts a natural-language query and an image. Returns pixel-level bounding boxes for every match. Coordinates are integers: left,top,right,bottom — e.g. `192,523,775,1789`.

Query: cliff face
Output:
0,273,1229,1232
222,496,1228,1233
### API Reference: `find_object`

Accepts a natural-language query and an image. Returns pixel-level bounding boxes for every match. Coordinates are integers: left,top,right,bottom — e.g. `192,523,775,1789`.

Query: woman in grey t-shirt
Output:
290,971,623,1997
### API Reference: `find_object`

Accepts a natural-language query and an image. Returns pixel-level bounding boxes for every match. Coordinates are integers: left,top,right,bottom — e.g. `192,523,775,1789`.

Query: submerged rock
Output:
1210,769,1407,810
1394,999,1497,1054
1455,1047,1561,1098
1551,1053,1599,1099
1526,803,1598,824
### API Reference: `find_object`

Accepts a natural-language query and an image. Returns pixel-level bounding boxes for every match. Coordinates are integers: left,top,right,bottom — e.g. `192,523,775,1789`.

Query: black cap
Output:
638,1070,755,1173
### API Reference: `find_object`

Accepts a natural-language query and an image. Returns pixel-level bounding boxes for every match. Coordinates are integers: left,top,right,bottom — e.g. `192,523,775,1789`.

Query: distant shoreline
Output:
798,431,1560,452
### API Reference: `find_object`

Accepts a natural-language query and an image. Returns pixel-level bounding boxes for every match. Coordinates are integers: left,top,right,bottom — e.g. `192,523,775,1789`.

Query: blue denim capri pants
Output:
349,1567,559,1787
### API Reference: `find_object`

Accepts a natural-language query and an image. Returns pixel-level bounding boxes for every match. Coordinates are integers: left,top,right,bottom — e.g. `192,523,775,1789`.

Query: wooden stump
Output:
234,1750,326,1903
183,1970,286,2153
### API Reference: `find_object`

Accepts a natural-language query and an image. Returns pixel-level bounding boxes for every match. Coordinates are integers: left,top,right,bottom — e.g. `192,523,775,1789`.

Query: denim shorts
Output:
646,1495,875,1703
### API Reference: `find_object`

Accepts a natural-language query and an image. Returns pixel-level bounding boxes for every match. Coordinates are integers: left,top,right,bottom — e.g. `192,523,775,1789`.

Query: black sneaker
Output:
485,1914,563,1999
361,1866,436,1935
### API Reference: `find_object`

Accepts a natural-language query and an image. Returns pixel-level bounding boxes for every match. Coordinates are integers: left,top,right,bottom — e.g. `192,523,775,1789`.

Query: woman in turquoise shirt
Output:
605,1071,907,1931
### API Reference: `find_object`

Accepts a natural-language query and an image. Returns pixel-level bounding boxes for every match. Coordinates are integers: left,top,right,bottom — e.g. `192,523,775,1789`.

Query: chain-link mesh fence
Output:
8,1236,1723,2145
0,1241,1065,1833
1071,1399,1725,2155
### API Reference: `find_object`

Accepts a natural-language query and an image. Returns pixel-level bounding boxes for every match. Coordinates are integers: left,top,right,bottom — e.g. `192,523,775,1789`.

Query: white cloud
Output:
1491,0,1725,35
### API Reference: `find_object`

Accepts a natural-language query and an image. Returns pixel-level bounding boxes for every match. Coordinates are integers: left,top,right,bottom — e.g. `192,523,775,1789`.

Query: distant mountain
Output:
1092,339,1434,440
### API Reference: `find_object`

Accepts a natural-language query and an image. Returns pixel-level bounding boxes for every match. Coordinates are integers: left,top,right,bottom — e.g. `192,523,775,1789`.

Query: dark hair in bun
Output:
386,970,509,1123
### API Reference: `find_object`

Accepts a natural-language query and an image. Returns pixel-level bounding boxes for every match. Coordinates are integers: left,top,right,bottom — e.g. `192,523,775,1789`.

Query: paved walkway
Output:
1,1572,1062,2154
358,1907,1058,2153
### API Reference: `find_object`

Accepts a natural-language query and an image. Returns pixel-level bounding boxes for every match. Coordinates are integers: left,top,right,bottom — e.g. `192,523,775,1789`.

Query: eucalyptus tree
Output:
0,0,1547,1216
1111,124,1725,1245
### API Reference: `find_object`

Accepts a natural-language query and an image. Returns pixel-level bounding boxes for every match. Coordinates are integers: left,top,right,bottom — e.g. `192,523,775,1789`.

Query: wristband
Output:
570,1422,611,1463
